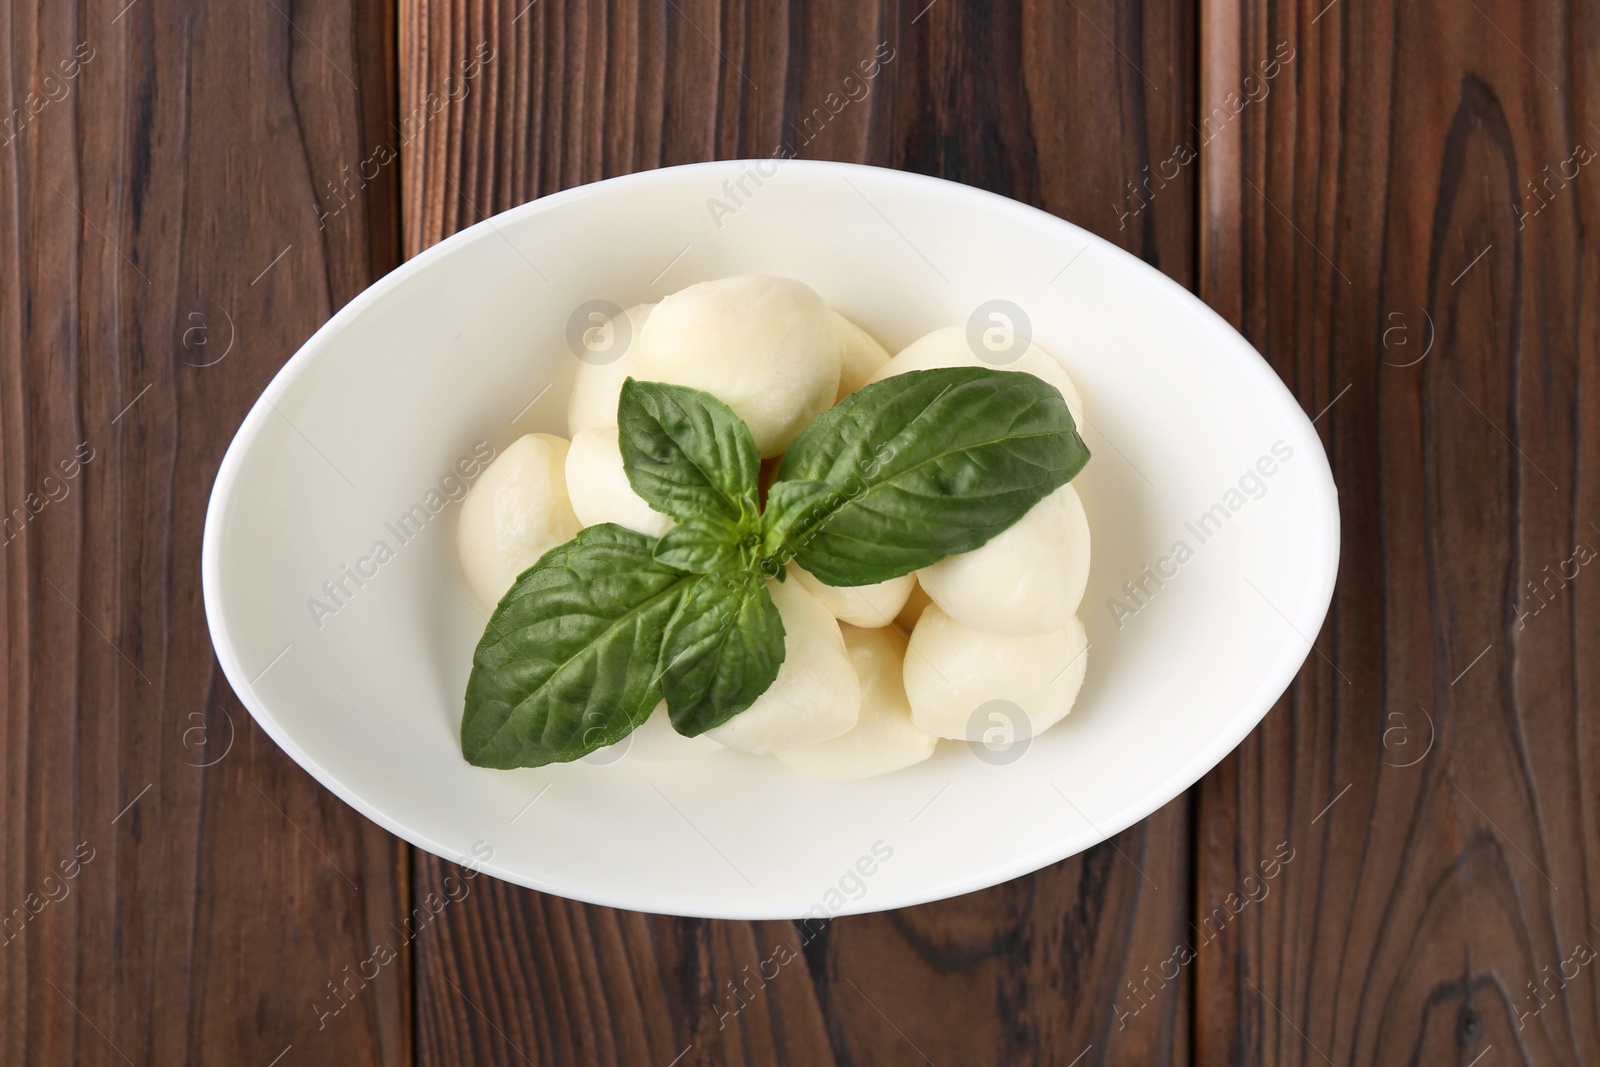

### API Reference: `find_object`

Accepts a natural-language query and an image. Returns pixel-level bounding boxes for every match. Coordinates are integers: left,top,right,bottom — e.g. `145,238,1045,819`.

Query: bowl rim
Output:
202,158,1341,918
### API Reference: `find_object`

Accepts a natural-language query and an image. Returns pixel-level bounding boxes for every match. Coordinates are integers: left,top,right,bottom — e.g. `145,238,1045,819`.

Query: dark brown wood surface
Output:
2,0,1593,1063
0,1,410,1064
1195,2,1600,1065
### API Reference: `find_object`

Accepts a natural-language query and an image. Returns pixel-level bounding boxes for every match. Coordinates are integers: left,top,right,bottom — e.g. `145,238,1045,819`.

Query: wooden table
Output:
3,1,1594,1063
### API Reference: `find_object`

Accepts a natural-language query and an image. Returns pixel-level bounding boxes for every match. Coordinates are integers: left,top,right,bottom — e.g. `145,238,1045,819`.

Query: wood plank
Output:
401,1,1197,1064
0,1,408,1063
1196,1,1600,1063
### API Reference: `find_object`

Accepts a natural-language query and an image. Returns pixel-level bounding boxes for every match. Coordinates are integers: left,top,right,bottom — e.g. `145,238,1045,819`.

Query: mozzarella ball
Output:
904,608,1088,741
635,276,842,456
623,701,721,762
790,563,915,628
705,577,860,754
917,483,1090,636
565,427,673,537
894,579,934,634
457,434,582,607
833,310,891,400
869,325,1084,423
778,625,937,780
566,302,655,435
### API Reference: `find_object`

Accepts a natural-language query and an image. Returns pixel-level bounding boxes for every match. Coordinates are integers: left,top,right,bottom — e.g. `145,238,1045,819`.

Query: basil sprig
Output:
460,369,1089,768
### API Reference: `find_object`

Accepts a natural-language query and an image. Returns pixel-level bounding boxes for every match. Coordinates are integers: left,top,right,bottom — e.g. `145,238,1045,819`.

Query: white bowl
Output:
203,160,1338,919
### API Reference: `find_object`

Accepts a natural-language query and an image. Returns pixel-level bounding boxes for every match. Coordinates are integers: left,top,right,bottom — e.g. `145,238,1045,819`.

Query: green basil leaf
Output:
617,378,761,525
653,514,749,574
768,367,1089,586
757,479,836,572
461,524,696,768
659,572,785,737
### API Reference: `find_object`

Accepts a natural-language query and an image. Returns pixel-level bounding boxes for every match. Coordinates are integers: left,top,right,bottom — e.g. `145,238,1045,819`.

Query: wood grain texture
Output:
398,1,1197,1064
12,0,1588,1062
1197,1,1600,1065
0,1,407,1064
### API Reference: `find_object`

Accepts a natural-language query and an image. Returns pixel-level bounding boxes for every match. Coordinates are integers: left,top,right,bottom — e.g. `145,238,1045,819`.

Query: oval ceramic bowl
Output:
203,160,1338,919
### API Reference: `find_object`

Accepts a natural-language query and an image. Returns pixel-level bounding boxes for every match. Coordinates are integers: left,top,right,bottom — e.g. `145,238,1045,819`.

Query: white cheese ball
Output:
566,302,655,435
457,434,582,608
705,577,860,754
778,625,937,780
790,563,915,629
917,483,1090,636
869,324,1084,424
833,310,891,401
564,427,673,537
635,276,842,456
894,579,934,634
904,607,1088,741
